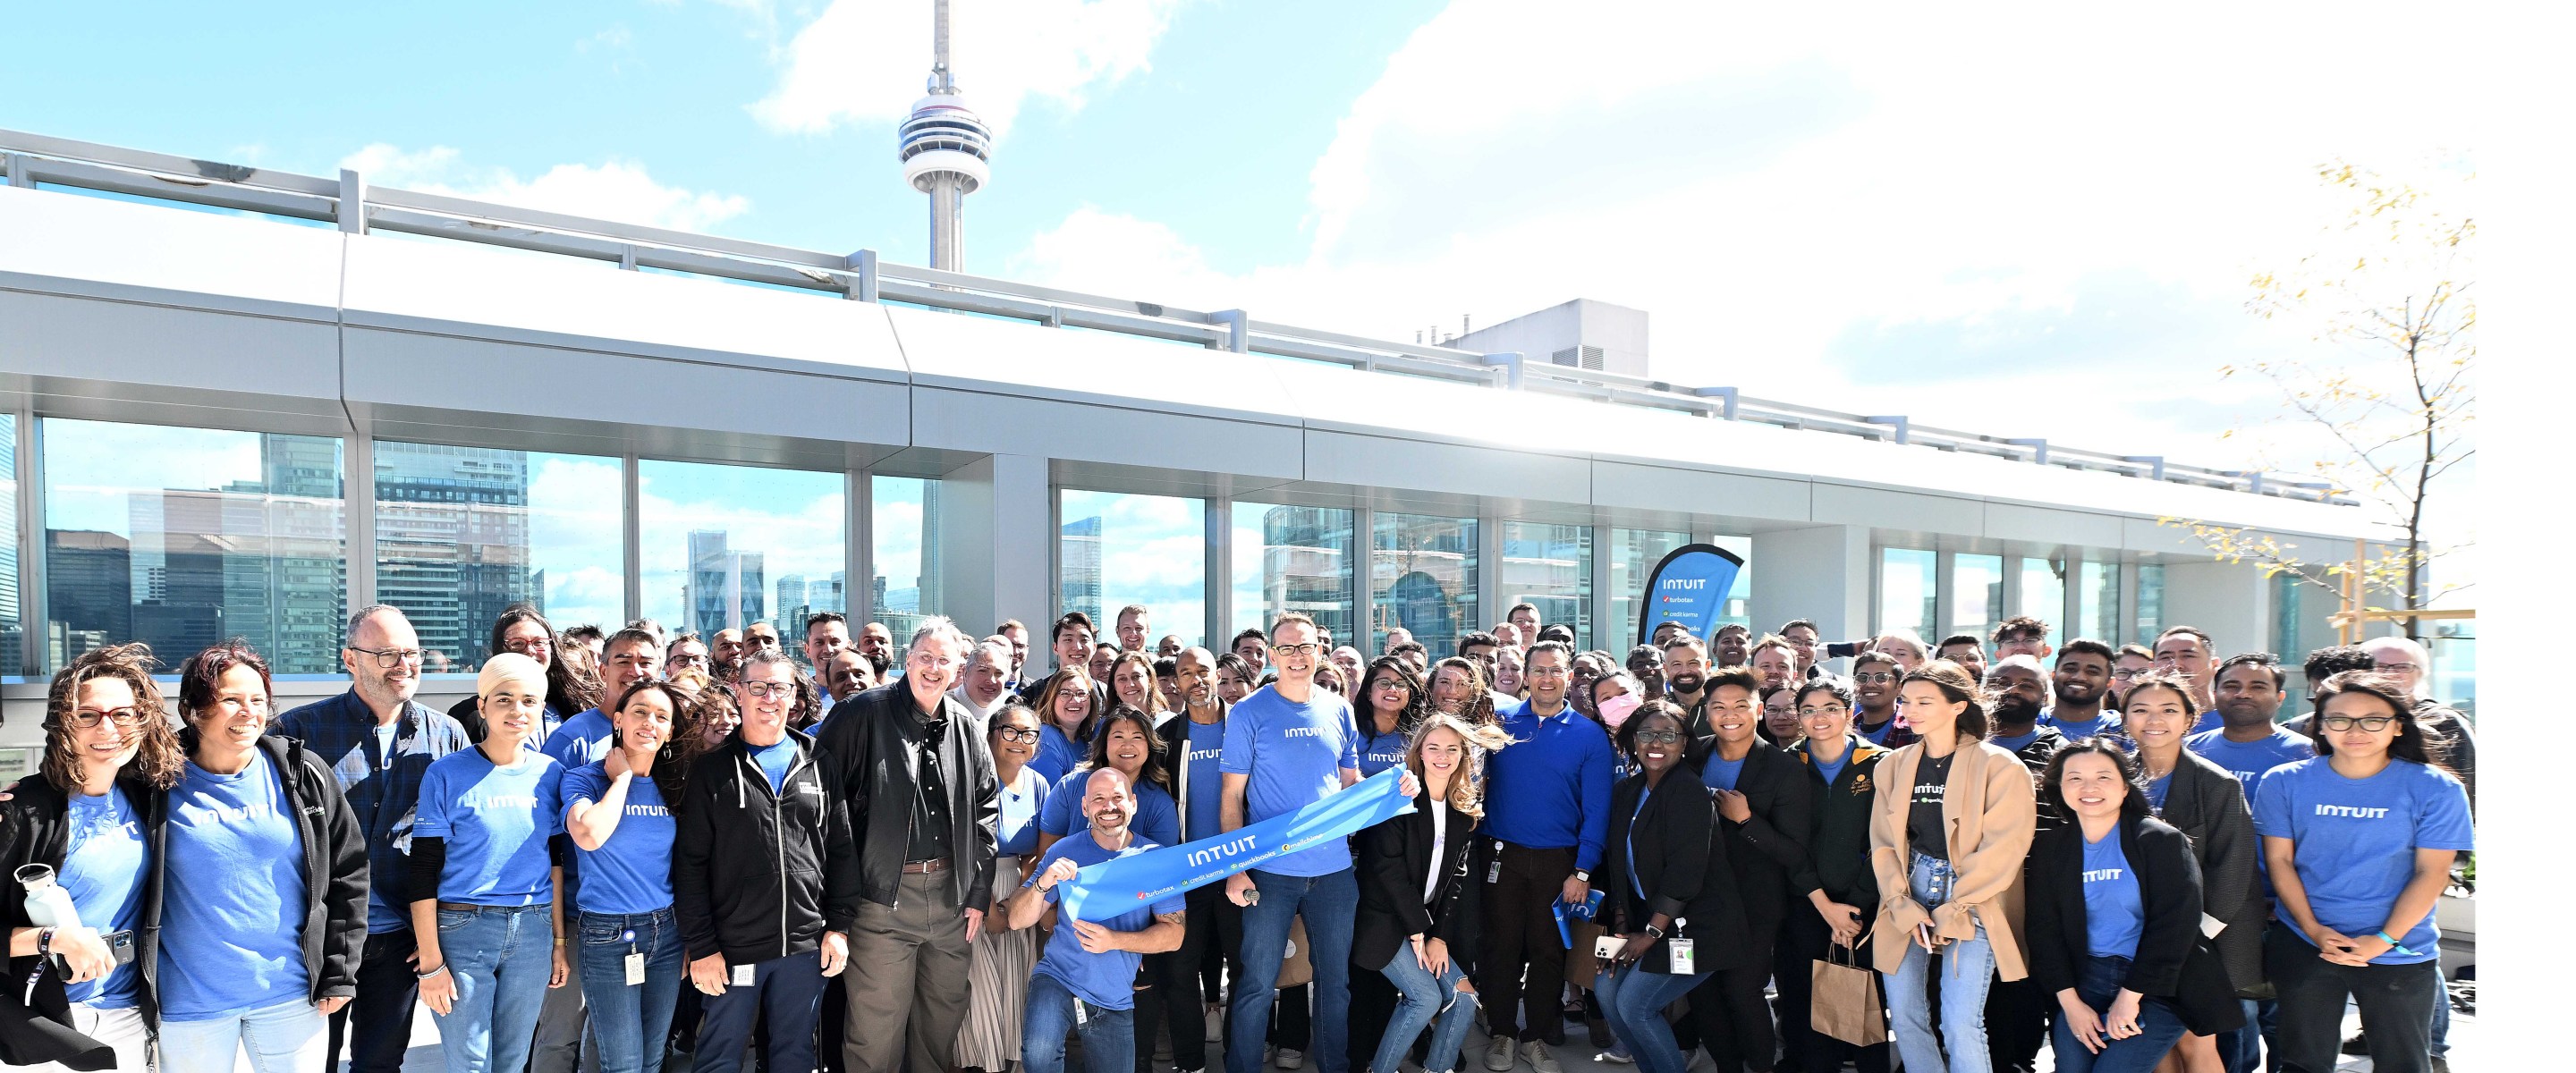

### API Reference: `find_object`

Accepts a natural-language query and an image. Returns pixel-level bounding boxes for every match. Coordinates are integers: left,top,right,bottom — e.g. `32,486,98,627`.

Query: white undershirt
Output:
1424,798,1450,906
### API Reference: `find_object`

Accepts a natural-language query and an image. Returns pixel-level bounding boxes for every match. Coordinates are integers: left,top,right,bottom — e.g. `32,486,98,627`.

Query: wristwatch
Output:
1572,870,1591,883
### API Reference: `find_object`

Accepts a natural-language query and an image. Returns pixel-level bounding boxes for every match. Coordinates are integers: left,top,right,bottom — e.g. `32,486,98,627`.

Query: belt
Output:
901,858,951,874
436,901,539,913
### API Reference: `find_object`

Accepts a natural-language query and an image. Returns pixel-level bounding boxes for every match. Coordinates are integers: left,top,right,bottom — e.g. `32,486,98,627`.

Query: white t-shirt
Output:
1424,798,1450,906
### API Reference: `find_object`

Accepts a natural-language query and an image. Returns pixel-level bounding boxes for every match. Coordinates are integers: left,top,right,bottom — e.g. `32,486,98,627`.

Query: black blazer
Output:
1353,800,1487,973
2026,815,2246,1037
2153,749,2266,993
0,774,168,1069
1688,736,1814,936
1606,773,1755,975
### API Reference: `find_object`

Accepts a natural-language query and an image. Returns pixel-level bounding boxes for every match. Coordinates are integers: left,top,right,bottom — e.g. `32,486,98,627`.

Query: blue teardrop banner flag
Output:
1057,765,1419,923
1635,543,1746,646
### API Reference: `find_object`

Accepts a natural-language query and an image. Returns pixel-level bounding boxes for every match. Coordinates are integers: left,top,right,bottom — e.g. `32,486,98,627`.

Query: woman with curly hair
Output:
559,679,693,1073
1868,659,2038,1073
1,643,185,1070
1425,657,1498,728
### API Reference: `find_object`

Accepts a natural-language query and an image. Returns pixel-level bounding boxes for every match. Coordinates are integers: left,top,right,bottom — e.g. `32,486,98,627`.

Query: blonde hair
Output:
1407,713,1511,820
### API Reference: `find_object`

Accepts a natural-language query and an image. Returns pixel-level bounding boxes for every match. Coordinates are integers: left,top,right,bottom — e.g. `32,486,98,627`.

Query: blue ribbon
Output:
1059,766,1419,923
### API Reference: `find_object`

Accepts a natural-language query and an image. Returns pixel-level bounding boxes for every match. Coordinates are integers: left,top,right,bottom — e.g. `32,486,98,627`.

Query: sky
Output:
7,1,2476,555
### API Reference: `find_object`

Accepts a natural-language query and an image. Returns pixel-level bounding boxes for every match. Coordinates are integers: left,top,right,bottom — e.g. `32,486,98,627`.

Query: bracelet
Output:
2374,931,2419,957
415,963,448,981
36,927,55,959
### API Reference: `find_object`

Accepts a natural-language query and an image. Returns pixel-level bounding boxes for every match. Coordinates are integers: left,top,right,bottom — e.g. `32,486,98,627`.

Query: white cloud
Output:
1001,0,2478,475
339,144,750,232
748,0,1190,139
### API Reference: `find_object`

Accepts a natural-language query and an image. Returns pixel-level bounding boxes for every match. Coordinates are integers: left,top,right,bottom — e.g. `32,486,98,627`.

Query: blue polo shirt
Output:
1219,684,1362,877
2251,758,2473,964
1485,699,1616,872
1029,831,1185,1010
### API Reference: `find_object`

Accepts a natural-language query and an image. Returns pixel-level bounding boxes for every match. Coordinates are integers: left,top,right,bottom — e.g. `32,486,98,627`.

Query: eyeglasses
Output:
67,707,148,730
739,681,796,699
501,638,553,654
667,654,709,669
1852,672,1896,684
1797,705,1848,718
995,728,1042,743
2318,715,2397,732
1632,730,1686,745
1371,680,1411,693
2112,668,2145,680
2374,663,2421,674
349,646,427,669
1271,643,1319,656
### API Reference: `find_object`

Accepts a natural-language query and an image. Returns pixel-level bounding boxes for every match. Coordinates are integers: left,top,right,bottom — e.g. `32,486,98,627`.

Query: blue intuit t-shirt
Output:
1182,720,1226,842
997,765,1049,858
1038,769,1181,849
414,748,565,906
161,754,311,1021
60,787,149,1009
541,707,617,772
559,763,677,915
1700,756,1746,793
2081,832,2145,959
2046,713,2114,742
1357,720,1411,778
1029,832,1185,1010
2252,758,2474,964
2186,726,2314,804
751,738,799,794
1031,724,1089,790
1219,685,1362,877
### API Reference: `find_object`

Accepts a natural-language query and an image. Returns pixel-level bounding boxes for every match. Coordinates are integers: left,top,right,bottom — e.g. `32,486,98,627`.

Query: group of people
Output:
1,597,2473,1073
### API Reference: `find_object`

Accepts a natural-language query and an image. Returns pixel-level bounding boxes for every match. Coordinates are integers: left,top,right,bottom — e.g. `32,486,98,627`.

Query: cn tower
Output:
898,0,992,272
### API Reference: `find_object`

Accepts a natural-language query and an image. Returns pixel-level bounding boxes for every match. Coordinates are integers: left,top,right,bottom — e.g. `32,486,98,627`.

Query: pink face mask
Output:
1597,693,1642,729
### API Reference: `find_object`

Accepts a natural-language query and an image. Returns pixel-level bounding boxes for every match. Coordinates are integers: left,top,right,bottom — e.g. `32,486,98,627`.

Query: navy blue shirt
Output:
280,690,471,933
1486,699,1616,872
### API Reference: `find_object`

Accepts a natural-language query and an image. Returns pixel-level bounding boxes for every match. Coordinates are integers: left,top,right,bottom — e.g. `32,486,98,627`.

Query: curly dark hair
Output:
1357,656,1427,736
45,644,185,792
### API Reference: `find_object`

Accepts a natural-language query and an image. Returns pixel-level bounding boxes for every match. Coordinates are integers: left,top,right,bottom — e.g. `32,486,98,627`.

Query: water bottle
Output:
17,864,81,929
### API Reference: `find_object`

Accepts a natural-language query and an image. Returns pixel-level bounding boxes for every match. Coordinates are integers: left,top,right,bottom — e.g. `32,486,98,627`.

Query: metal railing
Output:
0,127,2351,505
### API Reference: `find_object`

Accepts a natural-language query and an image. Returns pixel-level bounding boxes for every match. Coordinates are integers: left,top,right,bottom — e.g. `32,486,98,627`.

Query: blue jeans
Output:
1594,965,1707,1073
157,997,327,1073
2049,955,2189,1073
429,904,556,1073
1372,947,1478,1073
1228,868,1359,1073
575,908,685,1073
693,950,826,1073
1025,972,1135,1073
1885,854,1996,1073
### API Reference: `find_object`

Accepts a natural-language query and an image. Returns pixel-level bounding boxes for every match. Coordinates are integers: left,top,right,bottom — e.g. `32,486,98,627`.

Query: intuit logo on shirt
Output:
1189,745,1223,763
2083,866,2126,883
1283,727,1326,739
627,803,671,818
2315,804,2394,819
466,794,540,809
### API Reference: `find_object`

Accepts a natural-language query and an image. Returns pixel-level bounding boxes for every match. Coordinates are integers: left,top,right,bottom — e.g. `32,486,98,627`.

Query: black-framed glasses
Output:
349,646,427,669
667,654,709,669
501,637,553,655
995,728,1042,743
66,707,148,730
1271,643,1320,656
1632,730,1686,745
2318,715,2396,732
739,681,796,699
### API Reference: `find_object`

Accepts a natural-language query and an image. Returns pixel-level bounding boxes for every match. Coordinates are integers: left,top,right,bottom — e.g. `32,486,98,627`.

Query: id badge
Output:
1666,937,1695,975
1592,934,1625,960
732,963,755,987
1073,998,1089,1027
625,951,647,987
1487,859,1503,884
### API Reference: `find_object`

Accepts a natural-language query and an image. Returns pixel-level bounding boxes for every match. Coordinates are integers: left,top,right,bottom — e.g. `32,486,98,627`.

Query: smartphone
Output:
1593,934,1625,960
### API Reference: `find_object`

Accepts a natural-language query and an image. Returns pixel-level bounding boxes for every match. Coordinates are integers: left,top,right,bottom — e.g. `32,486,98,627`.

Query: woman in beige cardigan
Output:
1868,660,2039,1073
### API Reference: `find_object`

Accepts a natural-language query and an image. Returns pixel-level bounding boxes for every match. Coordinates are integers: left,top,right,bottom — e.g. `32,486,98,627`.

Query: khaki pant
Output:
841,871,974,1073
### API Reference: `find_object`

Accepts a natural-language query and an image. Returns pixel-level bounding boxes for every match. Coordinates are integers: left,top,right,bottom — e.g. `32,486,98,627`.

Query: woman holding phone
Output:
1868,660,2038,1073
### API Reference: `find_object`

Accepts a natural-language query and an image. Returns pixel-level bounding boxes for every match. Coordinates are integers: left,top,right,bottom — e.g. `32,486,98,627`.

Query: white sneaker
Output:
1521,1041,1563,1073
1484,1035,1519,1073
1277,1049,1305,1069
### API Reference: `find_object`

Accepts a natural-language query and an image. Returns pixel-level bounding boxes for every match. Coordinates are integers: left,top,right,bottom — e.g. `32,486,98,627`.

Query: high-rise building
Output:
775,574,809,631
684,531,766,638
900,0,991,271
45,529,131,663
376,444,536,668
1256,506,1354,646
1059,514,1102,627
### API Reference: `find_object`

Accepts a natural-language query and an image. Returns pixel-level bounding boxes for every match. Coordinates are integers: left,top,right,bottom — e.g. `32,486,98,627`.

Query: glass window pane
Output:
2134,562,2166,646
1058,490,1206,650
43,418,345,674
1949,553,2004,643
0,414,18,677
375,444,623,671
1713,535,1752,636
1371,513,1477,659
1232,503,1353,648
639,460,844,645
1608,528,1689,649
2016,557,2065,648
871,477,941,655
1499,522,1591,650
2078,560,2121,644
1878,548,1936,638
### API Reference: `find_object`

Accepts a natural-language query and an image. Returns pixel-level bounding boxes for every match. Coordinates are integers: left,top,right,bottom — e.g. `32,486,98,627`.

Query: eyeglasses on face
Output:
739,680,796,699
2112,668,2144,680
501,637,553,654
1631,730,1686,745
349,646,427,669
1271,643,1320,656
67,707,148,730
668,654,709,668
2318,715,2396,732
1852,672,1896,684
1798,705,1847,719
995,728,1043,743
2375,662,2421,674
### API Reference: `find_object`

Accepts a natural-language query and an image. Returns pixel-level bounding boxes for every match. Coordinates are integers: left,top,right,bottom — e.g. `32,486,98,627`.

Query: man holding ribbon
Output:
1010,768,1188,1073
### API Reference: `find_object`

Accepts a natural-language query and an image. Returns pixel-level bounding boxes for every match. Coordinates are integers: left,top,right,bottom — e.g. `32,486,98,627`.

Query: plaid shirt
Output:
278,689,470,932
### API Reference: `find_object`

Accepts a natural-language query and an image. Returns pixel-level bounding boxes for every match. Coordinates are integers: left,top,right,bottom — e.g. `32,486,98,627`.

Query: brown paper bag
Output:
1810,938,1887,1046
1564,919,1609,987
1275,916,1314,988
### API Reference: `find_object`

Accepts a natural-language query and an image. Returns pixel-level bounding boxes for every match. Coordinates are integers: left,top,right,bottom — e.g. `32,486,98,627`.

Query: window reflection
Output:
2080,560,2121,644
1950,553,2004,643
1879,548,1936,639
872,477,943,655
42,418,346,673
1608,528,1687,649
1501,522,1591,649
0,415,18,674
1233,503,1352,646
639,460,844,644
1372,513,1477,659
2134,562,2165,646
375,443,623,671
1059,490,1206,650
2017,556,2064,648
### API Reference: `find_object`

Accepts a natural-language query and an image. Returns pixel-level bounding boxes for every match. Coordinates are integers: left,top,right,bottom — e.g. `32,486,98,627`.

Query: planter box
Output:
2436,891,2474,976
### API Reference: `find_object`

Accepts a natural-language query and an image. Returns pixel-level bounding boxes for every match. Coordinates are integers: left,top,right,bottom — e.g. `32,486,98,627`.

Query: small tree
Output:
2165,161,2473,639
